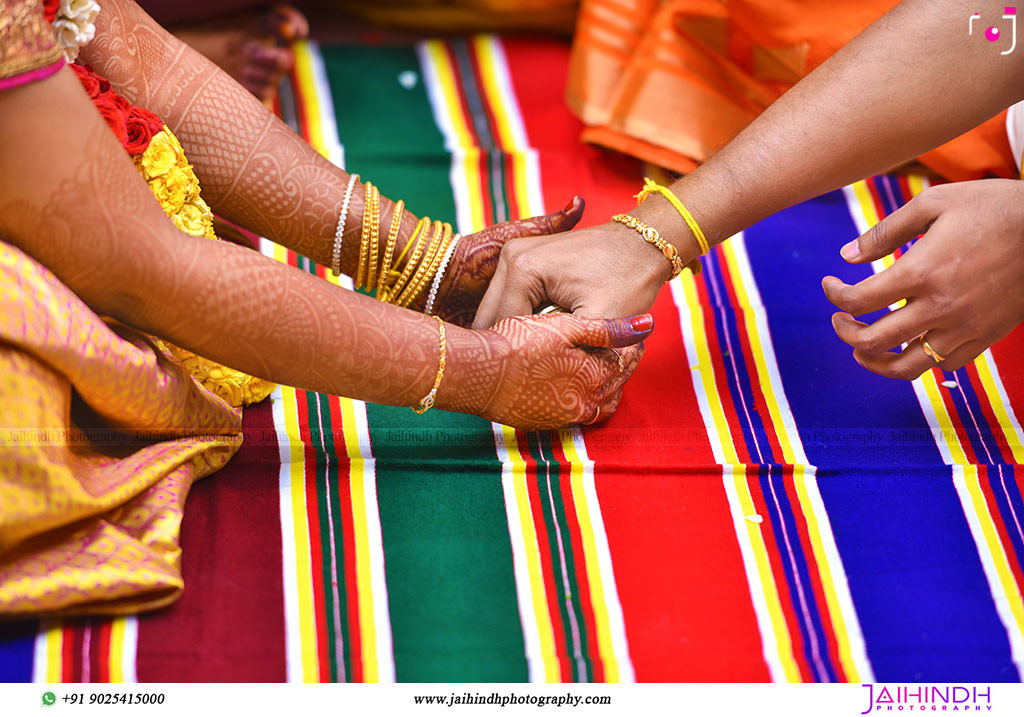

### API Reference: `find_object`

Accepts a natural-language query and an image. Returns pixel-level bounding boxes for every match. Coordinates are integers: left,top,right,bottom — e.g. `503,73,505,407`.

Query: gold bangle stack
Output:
337,182,455,413
344,180,455,308
379,217,425,302
386,218,430,300
397,221,453,308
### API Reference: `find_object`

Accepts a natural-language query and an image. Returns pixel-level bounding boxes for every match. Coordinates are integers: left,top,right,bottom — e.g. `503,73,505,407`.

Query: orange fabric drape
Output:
567,0,1014,181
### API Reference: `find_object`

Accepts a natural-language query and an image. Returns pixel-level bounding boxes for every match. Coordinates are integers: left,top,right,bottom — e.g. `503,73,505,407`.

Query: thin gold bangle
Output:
400,221,450,308
388,217,430,302
395,219,442,307
398,220,448,308
376,199,404,298
365,183,382,290
412,315,446,414
382,216,427,302
356,183,379,290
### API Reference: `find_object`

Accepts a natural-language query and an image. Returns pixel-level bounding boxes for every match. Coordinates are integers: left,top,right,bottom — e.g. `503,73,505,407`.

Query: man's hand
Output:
472,219,673,327
823,179,1024,379
414,198,586,326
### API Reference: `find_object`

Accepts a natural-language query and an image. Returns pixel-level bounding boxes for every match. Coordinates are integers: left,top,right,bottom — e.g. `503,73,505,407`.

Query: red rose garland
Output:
70,64,163,157
64,62,278,407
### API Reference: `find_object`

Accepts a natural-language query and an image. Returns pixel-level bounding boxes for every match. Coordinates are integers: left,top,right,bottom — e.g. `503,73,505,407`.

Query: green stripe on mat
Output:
528,433,591,682
322,45,529,682
297,255,353,681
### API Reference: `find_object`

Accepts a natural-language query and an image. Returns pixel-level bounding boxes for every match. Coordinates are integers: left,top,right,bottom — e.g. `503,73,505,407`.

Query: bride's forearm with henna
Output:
0,70,501,411
79,0,421,275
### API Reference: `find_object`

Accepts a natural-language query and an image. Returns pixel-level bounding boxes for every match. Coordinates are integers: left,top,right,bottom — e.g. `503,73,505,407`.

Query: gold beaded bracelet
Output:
365,186,383,291
413,315,447,414
610,213,685,278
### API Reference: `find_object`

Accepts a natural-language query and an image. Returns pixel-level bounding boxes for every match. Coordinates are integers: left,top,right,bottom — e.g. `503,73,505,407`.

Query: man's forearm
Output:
634,0,1024,255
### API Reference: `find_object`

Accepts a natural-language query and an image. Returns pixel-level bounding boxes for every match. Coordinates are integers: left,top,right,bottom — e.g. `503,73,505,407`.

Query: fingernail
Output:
840,240,860,260
630,314,653,333
562,197,578,214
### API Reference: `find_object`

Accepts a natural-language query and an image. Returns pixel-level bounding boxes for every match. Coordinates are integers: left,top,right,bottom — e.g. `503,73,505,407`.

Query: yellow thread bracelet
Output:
636,177,710,255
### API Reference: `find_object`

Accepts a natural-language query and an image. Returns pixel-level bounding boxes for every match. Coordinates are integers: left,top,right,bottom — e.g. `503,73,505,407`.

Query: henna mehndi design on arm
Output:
0,64,641,429
81,0,586,327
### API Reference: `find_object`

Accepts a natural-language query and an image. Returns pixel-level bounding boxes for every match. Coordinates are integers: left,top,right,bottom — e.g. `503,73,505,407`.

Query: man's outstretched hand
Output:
824,179,1024,379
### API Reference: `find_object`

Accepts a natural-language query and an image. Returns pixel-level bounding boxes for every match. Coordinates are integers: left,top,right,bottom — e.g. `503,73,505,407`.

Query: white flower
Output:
54,0,100,62
61,0,100,21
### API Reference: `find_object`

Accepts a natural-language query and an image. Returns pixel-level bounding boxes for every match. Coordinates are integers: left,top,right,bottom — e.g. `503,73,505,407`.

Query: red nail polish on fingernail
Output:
630,314,653,332
562,197,577,213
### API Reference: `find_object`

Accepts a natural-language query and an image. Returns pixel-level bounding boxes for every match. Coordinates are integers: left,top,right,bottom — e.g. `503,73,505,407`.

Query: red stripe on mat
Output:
715,258,785,463
466,41,523,223
503,35,771,682
63,624,79,682
135,399,287,681
988,325,1024,426
979,465,1024,601
965,364,1015,466
300,392,331,680
325,391,364,684
695,275,754,463
444,42,497,227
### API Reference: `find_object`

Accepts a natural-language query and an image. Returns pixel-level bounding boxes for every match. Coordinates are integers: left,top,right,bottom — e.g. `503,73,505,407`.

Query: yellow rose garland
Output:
135,127,276,407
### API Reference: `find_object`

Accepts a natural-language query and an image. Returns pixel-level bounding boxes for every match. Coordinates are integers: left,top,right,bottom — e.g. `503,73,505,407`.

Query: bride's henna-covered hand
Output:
438,313,653,430
408,198,585,326
0,70,634,432
82,0,423,268
83,0,584,315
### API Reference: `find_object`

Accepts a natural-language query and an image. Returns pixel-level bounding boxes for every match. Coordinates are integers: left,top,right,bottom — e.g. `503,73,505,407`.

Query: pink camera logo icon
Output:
971,7,1018,54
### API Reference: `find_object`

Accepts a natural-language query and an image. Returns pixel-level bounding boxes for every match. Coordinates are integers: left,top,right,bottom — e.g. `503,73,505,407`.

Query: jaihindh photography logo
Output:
860,684,993,713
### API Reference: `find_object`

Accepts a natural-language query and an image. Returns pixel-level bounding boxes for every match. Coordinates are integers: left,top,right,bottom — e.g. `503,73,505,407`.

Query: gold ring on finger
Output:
921,335,947,364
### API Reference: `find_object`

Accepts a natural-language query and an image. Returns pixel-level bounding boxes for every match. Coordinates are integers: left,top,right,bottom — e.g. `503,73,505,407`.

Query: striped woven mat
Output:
2,35,1024,683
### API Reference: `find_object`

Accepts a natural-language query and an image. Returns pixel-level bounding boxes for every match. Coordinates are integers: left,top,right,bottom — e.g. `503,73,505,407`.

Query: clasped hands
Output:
451,180,1024,425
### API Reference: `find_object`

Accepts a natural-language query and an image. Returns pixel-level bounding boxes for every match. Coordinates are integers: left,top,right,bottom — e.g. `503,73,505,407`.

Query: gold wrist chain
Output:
610,213,685,278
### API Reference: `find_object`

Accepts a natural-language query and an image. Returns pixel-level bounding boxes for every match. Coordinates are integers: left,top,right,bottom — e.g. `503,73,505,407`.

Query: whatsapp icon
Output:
42,691,56,706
